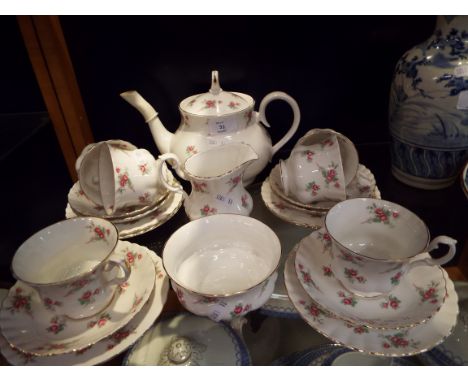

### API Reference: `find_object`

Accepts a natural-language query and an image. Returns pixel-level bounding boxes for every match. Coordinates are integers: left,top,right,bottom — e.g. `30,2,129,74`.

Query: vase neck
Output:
436,16,468,33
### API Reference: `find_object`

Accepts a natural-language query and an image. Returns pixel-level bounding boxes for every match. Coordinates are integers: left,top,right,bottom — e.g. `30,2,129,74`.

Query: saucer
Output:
68,181,169,222
417,281,468,366
66,191,184,239
123,313,251,366
295,229,447,329
0,241,155,356
262,165,381,228
0,243,169,365
284,245,459,357
270,163,380,212
261,179,324,229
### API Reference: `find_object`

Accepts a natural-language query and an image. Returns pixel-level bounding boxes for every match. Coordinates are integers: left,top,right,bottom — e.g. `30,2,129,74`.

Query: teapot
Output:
121,70,301,185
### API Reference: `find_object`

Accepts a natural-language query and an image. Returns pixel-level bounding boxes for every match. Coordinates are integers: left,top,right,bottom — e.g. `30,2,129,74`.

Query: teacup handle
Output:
157,153,189,200
258,91,301,156
408,235,457,270
102,259,131,286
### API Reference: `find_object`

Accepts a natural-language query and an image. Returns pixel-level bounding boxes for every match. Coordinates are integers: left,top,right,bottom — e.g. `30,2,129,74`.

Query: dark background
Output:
0,15,466,285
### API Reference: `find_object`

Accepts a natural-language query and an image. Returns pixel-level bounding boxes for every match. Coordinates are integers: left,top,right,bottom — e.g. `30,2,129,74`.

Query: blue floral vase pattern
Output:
389,16,468,189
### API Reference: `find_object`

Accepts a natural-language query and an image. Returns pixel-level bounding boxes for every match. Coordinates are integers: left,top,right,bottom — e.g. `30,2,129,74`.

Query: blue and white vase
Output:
389,16,468,189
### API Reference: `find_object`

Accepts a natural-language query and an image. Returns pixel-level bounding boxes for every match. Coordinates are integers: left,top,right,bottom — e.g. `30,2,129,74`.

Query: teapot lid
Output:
179,71,253,116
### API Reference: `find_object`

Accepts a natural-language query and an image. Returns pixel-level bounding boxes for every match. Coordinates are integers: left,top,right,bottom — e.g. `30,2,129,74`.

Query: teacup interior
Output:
184,143,258,179
163,214,280,295
12,218,118,284
325,199,429,260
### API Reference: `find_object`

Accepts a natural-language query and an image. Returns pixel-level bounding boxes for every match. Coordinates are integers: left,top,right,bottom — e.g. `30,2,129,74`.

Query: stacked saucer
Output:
283,229,459,357
66,140,183,239
262,163,381,229
65,175,183,239
0,241,169,365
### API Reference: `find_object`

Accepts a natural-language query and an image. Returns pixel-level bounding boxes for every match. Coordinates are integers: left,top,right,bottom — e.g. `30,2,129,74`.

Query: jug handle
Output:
157,153,189,200
258,91,301,156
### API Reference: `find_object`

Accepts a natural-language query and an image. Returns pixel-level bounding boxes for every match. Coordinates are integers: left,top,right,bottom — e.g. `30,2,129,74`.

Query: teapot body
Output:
170,109,272,186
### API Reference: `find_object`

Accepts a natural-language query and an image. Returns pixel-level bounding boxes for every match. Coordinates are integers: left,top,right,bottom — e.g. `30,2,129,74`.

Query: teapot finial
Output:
209,70,222,95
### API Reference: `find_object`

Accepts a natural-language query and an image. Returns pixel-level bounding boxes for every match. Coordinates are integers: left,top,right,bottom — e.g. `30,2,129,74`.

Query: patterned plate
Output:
284,244,458,357
0,241,155,356
0,243,169,365
295,229,446,329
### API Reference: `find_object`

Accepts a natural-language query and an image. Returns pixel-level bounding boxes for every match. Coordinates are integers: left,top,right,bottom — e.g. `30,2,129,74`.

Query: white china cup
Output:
162,214,281,321
11,217,130,320
279,129,358,204
78,140,167,215
324,198,457,296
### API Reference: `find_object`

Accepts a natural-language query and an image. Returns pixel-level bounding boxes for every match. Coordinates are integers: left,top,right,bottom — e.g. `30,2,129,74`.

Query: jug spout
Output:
120,90,173,155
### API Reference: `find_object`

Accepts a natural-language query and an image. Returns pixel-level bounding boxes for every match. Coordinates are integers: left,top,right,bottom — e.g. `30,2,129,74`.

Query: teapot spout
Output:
120,90,173,155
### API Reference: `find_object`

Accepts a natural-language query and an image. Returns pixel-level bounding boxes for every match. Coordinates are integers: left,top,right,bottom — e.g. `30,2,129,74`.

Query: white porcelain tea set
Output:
0,70,462,364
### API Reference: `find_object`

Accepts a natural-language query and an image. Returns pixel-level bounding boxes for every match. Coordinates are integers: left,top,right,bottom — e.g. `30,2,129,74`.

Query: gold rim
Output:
12,217,119,287
324,198,431,263
161,214,282,298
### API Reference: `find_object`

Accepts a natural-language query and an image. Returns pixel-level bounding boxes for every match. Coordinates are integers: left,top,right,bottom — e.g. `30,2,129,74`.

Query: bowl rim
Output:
11,217,119,286
162,214,282,298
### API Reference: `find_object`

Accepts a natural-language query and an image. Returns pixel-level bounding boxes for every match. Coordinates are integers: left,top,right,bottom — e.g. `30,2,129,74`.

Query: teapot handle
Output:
258,91,301,156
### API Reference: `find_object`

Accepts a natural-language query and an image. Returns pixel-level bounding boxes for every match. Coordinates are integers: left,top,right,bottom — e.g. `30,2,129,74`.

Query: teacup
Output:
279,129,358,204
162,214,281,321
11,217,130,320
324,198,457,296
78,140,166,215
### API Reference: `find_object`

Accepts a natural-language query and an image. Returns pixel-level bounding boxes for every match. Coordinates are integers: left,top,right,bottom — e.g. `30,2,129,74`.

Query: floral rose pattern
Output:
346,323,370,334
318,162,341,189
7,287,32,316
338,290,358,307
228,101,240,109
87,312,111,329
417,281,441,304
380,295,401,310
379,331,420,349
299,300,328,324
186,145,198,156
322,265,333,277
297,263,320,291
230,303,251,318
115,167,135,193
78,288,101,306
390,271,403,286
344,267,367,284
86,221,111,244
302,150,315,162
193,181,208,193
320,138,334,149
227,175,242,193
195,296,219,304
64,277,93,297
241,194,249,209
200,205,217,217
46,316,66,335
306,181,320,196
363,203,399,227
138,163,150,175
43,297,63,312
338,250,364,266
317,231,332,252
138,192,151,204
125,249,143,269
105,328,135,351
